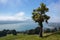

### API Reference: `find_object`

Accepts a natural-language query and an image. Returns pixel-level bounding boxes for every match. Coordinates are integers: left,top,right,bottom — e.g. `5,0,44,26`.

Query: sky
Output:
0,0,60,22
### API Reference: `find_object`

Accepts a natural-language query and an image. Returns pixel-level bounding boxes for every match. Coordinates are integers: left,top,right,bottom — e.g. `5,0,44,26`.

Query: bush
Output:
12,30,17,35
44,28,51,33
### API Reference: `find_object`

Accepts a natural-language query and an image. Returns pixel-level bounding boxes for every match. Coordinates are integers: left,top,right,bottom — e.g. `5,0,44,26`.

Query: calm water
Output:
0,21,53,31
0,22,38,31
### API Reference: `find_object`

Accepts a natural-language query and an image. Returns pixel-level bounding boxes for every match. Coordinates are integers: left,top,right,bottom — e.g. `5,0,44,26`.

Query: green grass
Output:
0,32,60,40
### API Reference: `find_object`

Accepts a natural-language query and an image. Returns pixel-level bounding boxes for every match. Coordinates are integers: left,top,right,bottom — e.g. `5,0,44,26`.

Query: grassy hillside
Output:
0,32,60,40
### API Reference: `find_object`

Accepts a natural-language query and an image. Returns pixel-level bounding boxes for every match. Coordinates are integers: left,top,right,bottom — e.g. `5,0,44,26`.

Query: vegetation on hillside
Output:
0,32,60,40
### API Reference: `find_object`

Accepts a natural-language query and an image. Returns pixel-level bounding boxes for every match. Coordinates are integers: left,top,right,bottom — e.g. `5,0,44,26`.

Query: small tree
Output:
32,3,50,37
35,27,40,34
12,30,17,35
59,27,60,31
45,28,51,33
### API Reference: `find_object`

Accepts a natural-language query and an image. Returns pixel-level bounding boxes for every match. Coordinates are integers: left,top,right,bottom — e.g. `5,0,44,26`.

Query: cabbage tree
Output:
32,3,50,37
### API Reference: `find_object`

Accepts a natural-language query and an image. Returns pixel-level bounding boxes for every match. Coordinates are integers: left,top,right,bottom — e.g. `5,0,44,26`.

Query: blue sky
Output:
0,0,60,22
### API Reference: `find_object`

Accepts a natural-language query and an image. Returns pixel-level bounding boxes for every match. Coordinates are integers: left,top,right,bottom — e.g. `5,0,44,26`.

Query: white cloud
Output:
0,0,8,4
0,0,26,5
0,0,22,7
0,12,30,21
15,12,24,17
49,17,60,22
47,1,60,22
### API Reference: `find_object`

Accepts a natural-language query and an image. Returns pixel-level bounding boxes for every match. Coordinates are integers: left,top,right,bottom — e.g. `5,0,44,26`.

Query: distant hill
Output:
0,20,34,24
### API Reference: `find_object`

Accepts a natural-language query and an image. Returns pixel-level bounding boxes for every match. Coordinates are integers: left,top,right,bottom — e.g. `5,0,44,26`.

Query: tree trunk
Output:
39,22,43,37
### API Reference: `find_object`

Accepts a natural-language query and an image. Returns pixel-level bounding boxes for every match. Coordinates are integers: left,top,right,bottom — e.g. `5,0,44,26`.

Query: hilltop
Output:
0,32,60,40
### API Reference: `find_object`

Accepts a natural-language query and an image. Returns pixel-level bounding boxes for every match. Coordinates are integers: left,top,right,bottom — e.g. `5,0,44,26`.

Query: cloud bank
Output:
0,12,30,21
